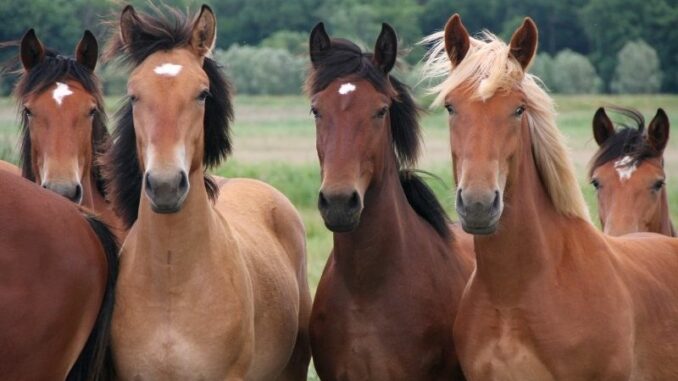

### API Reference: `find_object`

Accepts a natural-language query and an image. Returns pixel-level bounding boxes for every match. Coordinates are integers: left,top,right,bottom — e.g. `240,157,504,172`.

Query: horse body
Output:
0,170,117,380
105,5,310,380
307,24,472,380
0,160,19,174
422,14,678,380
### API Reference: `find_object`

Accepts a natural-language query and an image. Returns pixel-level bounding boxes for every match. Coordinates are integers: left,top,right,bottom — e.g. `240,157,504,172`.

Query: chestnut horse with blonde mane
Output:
307,23,473,380
590,106,674,236
0,170,118,380
422,14,678,380
8,29,124,239
103,5,310,380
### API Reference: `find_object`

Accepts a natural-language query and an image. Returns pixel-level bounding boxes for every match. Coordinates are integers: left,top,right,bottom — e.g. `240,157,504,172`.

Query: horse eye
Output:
129,95,138,104
444,104,455,115
23,107,32,118
591,179,601,190
197,90,211,102
514,105,526,117
88,107,97,117
652,179,665,191
310,106,320,119
375,106,389,119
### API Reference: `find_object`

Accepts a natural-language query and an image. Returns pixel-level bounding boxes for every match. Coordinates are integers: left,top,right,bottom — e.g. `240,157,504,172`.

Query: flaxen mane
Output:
420,30,590,221
103,6,233,228
306,37,451,238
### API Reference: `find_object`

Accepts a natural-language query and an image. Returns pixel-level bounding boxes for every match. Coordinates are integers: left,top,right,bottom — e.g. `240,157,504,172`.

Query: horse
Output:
421,14,678,380
0,160,19,174
307,23,474,380
0,170,117,380
11,28,124,239
589,106,674,236
102,5,310,380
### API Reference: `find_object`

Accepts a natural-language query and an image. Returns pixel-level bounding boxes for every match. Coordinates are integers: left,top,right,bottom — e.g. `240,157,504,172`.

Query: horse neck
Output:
473,122,584,300
131,170,228,277
332,150,420,287
655,187,675,236
81,171,106,211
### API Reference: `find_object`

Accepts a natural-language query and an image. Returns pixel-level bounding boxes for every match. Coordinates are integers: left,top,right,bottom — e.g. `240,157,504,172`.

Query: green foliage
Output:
98,61,128,96
611,39,662,94
260,30,308,56
551,50,602,94
215,45,307,95
529,52,556,91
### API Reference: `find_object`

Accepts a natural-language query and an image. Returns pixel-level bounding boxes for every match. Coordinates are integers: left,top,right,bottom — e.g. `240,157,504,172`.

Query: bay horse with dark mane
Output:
0,170,117,380
103,5,310,380
422,14,678,380
9,29,124,239
590,106,674,236
307,23,473,380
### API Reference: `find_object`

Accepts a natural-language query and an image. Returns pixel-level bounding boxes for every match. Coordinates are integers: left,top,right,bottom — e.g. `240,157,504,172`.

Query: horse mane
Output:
589,106,660,177
10,49,109,195
420,30,590,221
103,5,233,228
306,37,451,238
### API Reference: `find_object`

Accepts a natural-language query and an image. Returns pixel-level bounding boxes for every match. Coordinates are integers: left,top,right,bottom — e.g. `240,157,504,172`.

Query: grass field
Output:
2,94,677,379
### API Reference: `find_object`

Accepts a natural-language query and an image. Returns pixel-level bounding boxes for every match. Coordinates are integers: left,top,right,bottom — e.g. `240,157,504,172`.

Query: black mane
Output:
13,49,109,195
590,107,661,177
104,6,233,228
306,37,451,238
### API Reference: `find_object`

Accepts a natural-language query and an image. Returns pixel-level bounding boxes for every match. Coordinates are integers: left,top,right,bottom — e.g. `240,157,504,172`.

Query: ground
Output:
2,94,677,380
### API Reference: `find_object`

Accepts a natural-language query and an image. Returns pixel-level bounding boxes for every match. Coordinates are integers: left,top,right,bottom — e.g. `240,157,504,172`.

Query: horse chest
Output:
464,314,556,381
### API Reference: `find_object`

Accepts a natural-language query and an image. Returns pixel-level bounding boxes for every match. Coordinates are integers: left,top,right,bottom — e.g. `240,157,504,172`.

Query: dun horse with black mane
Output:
104,4,310,380
307,23,473,380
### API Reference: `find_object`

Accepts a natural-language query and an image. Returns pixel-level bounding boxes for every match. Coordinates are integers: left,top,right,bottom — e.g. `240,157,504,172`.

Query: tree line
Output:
1,0,676,94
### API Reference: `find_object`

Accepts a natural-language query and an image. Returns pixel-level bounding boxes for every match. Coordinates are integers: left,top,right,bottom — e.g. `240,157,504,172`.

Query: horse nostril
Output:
145,173,153,193
73,184,82,202
456,189,464,209
348,191,360,210
492,190,500,209
178,171,188,191
318,191,329,209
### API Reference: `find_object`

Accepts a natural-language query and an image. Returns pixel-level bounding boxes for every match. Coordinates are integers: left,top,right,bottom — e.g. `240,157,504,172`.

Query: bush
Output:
214,45,306,95
260,30,307,56
97,61,128,96
529,52,556,91
611,39,662,94
551,50,602,94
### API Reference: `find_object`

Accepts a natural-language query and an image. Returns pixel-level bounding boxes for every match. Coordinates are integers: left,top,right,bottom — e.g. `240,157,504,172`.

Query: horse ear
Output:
593,107,615,146
444,14,470,67
75,30,98,71
120,5,140,46
648,108,670,153
309,22,331,68
190,5,217,57
509,17,538,70
20,29,45,71
373,23,397,74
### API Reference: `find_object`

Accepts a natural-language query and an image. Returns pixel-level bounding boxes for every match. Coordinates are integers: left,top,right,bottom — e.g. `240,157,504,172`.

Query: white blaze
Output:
52,82,73,106
154,63,183,76
614,155,637,182
338,83,356,95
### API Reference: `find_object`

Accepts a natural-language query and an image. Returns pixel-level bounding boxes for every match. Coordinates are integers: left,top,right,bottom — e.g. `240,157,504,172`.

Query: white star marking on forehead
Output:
338,83,356,95
614,155,638,182
52,82,73,106
154,63,183,76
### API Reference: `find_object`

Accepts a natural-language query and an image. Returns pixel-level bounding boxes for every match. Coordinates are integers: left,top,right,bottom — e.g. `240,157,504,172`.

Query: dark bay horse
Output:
422,14,678,380
307,23,473,380
11,29,124,239
103,5,310,379
0,170,117,380
590,106,674,236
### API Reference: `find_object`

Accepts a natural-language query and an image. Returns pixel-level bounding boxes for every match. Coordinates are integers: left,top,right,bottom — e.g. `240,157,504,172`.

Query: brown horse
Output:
422,14,678,380
103,5,310,380
590,106,674,236
0,160,19,174
0,170,117,380
12,29,124,239
307,23,473,380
